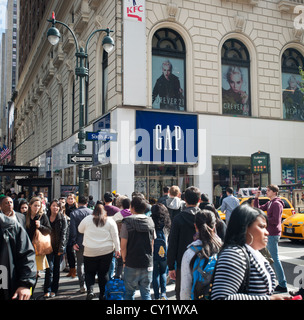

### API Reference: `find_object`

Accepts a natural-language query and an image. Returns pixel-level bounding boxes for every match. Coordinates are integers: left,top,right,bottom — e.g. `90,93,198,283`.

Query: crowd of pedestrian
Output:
0,184,302,301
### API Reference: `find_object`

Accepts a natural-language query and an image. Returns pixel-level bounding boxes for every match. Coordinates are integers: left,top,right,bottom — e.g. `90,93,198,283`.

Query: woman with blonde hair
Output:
25,197,52,295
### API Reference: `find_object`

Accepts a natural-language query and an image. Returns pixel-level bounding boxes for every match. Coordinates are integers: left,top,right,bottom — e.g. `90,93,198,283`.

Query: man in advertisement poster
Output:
222,65,250,116
152,60,184,110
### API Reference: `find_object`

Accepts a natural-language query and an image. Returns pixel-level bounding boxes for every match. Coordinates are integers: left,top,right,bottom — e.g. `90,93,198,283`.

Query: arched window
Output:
282,48,304,121
152,28,186,111
221,39,251,116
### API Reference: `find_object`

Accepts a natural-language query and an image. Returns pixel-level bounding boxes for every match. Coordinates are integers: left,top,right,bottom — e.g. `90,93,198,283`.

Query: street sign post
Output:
67,154,93,165
86,131,117,141
251,151,270,174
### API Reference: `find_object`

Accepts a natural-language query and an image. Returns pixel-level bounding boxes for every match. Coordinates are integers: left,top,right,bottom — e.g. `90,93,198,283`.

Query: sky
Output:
0,0,7,35
0,0,7,45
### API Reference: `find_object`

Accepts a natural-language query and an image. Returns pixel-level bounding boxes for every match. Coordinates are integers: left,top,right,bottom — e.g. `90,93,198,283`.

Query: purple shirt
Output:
254,197,284,236
104,205,120,217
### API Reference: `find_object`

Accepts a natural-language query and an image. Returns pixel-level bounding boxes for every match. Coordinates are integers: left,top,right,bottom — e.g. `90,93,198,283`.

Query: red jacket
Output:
254,197,284,236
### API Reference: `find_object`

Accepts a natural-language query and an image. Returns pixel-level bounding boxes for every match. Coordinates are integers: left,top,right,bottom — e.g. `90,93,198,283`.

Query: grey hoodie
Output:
166,197,186,211
166,197,186,221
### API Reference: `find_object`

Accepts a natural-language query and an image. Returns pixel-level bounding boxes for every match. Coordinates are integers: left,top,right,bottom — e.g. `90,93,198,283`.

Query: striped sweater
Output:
211,246,276,300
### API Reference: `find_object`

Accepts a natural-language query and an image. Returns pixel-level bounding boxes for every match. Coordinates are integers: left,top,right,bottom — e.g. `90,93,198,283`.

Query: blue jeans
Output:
123,266,153,300
267,235,287,288
152,260,167,299
107,253,116,279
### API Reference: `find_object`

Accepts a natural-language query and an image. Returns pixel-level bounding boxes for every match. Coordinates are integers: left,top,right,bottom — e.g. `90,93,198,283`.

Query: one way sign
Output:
68,154,93,165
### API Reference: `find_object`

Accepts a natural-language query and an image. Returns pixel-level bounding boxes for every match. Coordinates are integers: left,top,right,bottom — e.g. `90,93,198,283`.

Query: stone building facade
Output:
13,0,304,201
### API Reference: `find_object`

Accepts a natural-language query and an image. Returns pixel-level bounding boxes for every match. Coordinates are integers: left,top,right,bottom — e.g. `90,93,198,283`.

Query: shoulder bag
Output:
32,214,53,256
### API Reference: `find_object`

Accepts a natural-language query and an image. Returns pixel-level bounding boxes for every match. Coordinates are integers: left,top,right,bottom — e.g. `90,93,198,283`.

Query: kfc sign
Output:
124,0,145,22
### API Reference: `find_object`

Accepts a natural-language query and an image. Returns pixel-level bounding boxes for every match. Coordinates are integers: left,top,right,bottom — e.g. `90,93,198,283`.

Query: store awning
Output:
0,165,38,176
17,177,52,187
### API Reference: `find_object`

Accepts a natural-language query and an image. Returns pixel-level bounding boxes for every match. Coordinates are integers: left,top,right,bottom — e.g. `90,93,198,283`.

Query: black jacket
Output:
0,213,37,300
15,211,26,229
167,206,200,270
26,213,52,242
47,212,68,254
70,206,93,248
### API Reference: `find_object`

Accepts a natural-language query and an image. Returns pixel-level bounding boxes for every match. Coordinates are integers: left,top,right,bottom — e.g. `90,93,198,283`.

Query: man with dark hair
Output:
0,196,26,228
221,186,239,225
0,212,37,300
120,196,155,300
157,186,170,205
254,184,287,293
167,186,201,300
103,192,120,217
70,195,93,293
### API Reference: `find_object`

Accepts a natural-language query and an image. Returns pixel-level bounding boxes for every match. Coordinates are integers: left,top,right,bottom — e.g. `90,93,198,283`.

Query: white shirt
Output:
245,244,273,293
78,215,120,257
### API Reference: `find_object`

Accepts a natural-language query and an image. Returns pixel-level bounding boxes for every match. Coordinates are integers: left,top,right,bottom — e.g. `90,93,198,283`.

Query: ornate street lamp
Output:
47,12,114,197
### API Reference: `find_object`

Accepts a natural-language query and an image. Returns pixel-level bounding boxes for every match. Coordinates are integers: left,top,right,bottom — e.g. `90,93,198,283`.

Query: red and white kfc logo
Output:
125,0,145,22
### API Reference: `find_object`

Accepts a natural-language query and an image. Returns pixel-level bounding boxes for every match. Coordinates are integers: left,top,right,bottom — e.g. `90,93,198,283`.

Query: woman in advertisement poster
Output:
222,66,250,116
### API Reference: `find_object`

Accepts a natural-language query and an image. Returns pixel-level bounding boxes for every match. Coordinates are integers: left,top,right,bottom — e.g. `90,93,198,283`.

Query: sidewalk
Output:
32,270,176,301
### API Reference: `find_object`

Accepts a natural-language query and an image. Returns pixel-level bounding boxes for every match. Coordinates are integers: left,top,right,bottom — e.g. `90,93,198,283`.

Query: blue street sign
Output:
86,131,117,142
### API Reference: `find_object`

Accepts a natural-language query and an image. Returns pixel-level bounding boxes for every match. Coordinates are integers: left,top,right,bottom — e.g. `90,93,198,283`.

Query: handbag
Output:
32,215,53,256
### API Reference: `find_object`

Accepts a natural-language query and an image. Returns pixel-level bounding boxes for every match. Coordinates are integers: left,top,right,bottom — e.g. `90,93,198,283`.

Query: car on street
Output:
281,212,304,241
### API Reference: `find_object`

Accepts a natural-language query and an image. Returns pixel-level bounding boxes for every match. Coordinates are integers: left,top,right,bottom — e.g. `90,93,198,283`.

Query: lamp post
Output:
47,12,114,198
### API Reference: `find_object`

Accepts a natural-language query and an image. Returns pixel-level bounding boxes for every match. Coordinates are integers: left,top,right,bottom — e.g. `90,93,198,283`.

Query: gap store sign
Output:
135,111,198,164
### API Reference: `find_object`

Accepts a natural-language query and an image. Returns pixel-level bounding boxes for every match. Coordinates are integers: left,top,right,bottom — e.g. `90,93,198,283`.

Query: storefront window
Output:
135,164,148,198
212,156,270,207
282,158,296,184
135,164,193,201
297,159,304,184
281,158,304,184
212,156,230,208
231,157,251,191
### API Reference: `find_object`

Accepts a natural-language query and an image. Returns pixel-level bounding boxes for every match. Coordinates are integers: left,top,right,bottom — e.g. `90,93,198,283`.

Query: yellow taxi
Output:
281,212,304,240
218,196,295,222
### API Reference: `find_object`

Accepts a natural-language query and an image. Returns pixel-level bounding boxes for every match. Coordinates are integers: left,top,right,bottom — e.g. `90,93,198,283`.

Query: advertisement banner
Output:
222,65,250,116
152,56,185,111
282,72,304,121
